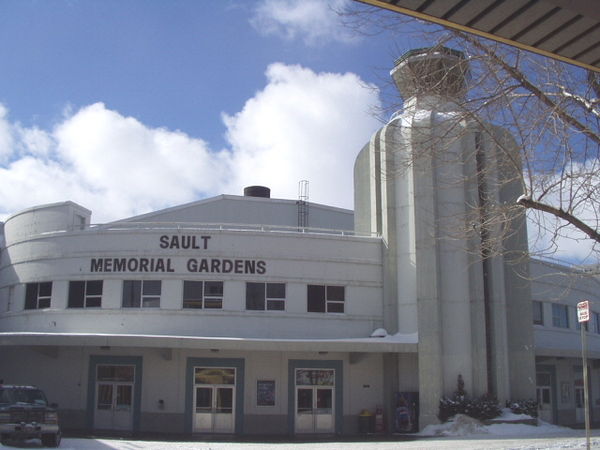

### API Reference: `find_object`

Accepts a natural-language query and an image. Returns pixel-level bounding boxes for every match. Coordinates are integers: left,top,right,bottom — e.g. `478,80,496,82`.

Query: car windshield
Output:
0,388,48,406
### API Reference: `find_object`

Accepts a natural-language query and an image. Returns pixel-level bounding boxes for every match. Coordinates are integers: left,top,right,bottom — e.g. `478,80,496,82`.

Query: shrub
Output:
438,375,502,423
469,395,502,420
506,399,538,418
438,395,501,422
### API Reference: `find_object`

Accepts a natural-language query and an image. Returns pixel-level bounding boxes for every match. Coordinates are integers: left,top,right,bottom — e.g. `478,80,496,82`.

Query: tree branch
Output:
516,195,600,243
458,31,600,147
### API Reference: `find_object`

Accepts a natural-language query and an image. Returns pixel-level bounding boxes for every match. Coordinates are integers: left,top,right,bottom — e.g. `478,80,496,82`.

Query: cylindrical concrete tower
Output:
354,47,536,429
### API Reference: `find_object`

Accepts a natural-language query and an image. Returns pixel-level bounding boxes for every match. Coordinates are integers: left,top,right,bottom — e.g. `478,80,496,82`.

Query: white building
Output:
1,48,599,436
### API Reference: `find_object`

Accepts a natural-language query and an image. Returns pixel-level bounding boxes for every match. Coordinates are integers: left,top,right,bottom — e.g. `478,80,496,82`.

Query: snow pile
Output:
421,414,489,436
492,408,533,422
420,409,578,438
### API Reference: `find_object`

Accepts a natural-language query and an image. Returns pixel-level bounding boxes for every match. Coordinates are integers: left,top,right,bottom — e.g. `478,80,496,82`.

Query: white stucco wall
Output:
0,206,383,340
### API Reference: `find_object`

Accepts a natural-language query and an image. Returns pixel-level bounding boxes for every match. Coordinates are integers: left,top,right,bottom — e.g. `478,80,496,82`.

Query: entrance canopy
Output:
0,332,417,353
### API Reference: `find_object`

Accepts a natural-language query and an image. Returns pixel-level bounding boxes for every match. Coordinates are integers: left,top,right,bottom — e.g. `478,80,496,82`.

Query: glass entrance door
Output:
536,371,553,423
295,369,334,433
193,368,235,433
536,386,552,422
94,365,134,431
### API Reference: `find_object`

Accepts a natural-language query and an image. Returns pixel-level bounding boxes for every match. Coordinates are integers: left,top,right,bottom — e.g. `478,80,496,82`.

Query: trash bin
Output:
359,409,375,434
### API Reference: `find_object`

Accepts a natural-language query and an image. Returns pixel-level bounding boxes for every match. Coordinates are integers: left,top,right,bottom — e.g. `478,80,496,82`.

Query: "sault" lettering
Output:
159,235,211,250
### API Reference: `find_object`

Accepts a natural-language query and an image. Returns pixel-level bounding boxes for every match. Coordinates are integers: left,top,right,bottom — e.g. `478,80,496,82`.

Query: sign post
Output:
577,300,591,450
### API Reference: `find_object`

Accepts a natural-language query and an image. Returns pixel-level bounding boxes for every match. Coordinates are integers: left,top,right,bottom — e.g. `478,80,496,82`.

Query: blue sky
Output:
0,0,427,221
1,0,396,149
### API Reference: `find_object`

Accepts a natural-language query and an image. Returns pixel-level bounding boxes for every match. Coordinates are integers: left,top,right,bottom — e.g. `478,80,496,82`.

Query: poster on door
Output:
257,380,275,406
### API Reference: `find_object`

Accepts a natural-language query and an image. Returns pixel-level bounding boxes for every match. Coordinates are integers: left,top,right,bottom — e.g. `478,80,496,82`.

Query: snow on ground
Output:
4,412,600,450
411,411,600,449
4,432,600,450
44,433,600,450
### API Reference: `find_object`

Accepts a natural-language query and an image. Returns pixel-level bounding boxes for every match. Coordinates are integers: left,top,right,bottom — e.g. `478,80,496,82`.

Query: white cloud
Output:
54,104,231,214
250,0,358,45
0,104,232,222
16,126,54,158
0,63,380,223
223,63,380,208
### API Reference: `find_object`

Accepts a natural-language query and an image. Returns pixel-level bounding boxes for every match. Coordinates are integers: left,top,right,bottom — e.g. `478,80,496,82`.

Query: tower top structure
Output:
390,47,470,100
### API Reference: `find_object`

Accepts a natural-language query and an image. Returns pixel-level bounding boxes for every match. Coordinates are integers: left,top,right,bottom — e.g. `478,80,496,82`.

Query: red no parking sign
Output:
577,300,590,323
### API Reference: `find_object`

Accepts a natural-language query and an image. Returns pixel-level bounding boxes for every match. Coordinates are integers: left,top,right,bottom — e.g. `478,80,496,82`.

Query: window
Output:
296,369,335,386
552,303,569,328
307,285,345,313
532,301,543,325
68,280,103,308
595,312,600,334
183,281,223,309
122,280,161,308
246,282,285,311
24,282,52,310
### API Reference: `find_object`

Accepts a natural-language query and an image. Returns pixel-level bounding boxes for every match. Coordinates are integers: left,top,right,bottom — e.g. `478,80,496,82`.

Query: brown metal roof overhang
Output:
355,0,600,72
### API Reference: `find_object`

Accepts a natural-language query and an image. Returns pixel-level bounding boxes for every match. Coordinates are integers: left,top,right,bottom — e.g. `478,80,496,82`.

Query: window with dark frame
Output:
122,280,161,308
24,282,52,310
246,282,285,311
68,280,103,308
307,284,345,313
552,303,569,328
183,280,223,309
532,300,543,325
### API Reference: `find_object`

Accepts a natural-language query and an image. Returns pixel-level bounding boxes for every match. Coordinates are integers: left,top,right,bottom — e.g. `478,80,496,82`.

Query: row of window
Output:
23,280,346,314
533,301,600,333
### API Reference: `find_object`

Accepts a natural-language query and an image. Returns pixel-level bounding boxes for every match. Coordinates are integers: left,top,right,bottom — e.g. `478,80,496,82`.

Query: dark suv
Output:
0,385,61,447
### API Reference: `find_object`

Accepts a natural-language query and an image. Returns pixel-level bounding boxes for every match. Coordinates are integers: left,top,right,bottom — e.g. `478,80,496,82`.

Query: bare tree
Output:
343,5,600,264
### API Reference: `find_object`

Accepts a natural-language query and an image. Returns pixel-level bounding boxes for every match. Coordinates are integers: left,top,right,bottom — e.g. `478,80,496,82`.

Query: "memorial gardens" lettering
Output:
90,257,266,274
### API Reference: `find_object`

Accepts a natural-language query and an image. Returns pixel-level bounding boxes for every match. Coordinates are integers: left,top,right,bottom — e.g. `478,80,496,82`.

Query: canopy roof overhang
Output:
536,346,600,360
355,0,600,72
0,332,417,354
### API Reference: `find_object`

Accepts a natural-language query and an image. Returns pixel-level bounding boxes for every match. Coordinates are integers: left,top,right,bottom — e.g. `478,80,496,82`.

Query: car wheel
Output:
41,431,61,447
